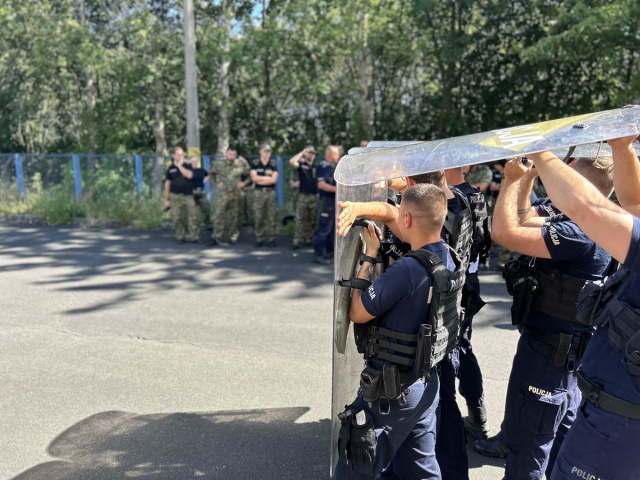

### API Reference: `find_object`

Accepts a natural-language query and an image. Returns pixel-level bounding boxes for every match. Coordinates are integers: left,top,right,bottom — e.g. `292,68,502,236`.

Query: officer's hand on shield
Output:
363,222,382,257
608,134,639,152
337,201,361,237
504,157,533,182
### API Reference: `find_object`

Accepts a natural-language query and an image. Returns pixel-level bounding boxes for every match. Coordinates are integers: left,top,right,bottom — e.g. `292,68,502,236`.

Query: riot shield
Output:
336,106,640,186
329,105,640,477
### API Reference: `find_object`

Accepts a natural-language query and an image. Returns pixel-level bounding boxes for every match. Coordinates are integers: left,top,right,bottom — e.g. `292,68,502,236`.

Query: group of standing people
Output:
163,144,282,247
164,142,349,264
333,133,640,480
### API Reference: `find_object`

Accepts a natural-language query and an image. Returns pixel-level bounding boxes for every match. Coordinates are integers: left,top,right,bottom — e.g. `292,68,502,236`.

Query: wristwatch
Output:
360,254,377,265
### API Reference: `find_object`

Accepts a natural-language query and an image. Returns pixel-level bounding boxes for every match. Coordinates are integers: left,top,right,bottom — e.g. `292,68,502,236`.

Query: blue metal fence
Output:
1,153,300,208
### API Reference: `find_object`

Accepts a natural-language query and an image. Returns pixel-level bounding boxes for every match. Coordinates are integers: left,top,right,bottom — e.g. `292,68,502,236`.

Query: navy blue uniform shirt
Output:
316,160,336,199
362,241,455,369
297,161,317,194
190,168,208,189
532,197,561,217
529,218,612,335
581,216,640,403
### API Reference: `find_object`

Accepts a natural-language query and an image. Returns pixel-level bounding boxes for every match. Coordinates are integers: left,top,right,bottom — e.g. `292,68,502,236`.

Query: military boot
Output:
463,406,490,441
474,434,508,458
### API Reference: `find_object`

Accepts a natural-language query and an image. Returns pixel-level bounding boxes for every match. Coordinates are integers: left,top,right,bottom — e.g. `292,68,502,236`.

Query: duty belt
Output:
523,325,592,371
577,370,640,421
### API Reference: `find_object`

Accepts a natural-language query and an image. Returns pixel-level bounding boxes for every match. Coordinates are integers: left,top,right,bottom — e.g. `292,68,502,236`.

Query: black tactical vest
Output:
443,189,473,273
465,188,492,262
578,268,640,377
354,248,465,383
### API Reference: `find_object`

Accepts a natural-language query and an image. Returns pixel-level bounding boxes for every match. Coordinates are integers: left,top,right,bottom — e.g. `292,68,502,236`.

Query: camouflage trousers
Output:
253,189,277,242
169,193,199,241
193,189,212,228
214,189,244,242
293,193,318,246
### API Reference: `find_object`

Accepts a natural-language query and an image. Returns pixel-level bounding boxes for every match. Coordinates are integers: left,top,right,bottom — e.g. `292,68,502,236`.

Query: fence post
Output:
134,155,144,197
202,155,211,199
72,154,82,199
14,154,25,198
276,155,284,207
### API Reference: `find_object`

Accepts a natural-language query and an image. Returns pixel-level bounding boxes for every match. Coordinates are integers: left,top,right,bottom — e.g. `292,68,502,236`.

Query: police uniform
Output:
314,159,336,258
382,190,473,480
549,217,640,480
166,164,199,242
210,158,250,244
451,182,490,443
251,158,278,245
190,165,212,230
497,217,612,480
292,159,318,248
336,241,455,480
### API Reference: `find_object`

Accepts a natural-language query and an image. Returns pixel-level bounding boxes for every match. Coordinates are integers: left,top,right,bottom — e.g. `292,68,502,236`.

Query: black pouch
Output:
354,323,369,355
360,365,381,403
575,280,605,326
382,363,401,399
414,324,432,382
511,276,538,326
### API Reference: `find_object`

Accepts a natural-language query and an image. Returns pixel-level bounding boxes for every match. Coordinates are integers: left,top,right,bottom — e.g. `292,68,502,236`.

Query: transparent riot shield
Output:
330,180,388,475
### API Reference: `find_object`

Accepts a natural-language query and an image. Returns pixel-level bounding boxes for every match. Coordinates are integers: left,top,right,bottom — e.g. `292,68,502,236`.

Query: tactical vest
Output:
443,189,473,273
465,188,492,263
578,268,640,377
504,253,596,326
354,248,465,384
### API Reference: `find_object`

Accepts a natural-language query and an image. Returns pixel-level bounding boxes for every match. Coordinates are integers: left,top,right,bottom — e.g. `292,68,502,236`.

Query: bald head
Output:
325,145,340,163
569,156,614,197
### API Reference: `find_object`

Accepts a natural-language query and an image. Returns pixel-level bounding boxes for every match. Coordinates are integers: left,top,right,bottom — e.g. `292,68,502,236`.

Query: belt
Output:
577,370,640,421
524,325,592,370
256,187,275,192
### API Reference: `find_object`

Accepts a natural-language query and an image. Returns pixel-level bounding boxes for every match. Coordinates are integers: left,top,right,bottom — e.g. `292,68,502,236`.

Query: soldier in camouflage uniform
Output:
164,147,199,242
289,146,318,249
208,148,250,246
250,144,279,247
464,163,493,209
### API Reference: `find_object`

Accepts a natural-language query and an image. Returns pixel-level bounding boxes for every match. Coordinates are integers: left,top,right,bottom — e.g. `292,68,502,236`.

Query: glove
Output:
348,409,376,466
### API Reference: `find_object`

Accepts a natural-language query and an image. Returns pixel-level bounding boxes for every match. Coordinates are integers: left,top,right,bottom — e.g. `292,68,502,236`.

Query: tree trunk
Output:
152,99,168,196
216,0,231,159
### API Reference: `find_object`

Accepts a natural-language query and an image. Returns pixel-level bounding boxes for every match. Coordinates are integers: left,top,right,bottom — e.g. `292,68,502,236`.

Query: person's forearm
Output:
289,151,304,168
318,181,337,193
491,178,519,246
612,143,640,210
165,181,170,200
178,164,193,179
517,175,536,225
388,177,408,192
349,250,378,323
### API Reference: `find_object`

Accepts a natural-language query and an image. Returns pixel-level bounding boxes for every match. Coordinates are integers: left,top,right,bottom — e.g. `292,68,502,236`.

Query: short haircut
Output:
401,183,447,232
570,156,614,197
409,170,446,188
172,146,183,155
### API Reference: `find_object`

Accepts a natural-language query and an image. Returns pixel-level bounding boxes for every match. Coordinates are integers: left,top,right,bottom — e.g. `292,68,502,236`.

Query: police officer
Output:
164,147,199,243
445,167,491,442
526,134,640,480
188,156,212,231
338,170,473,480
335,183,454,480
481,155,615,480
289,146,318,250
209,147,250,246
250,144,279,247
314,145,340,264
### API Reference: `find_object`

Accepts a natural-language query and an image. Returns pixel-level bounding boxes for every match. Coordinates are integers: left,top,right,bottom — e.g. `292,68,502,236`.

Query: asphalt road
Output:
0,223,517,479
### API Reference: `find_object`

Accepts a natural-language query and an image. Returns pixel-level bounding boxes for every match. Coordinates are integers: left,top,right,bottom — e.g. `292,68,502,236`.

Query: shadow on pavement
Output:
13,407,330,480
0,224,333,312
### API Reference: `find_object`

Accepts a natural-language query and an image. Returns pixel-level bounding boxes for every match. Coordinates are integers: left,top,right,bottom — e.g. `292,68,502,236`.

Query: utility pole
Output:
184,0,201,162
